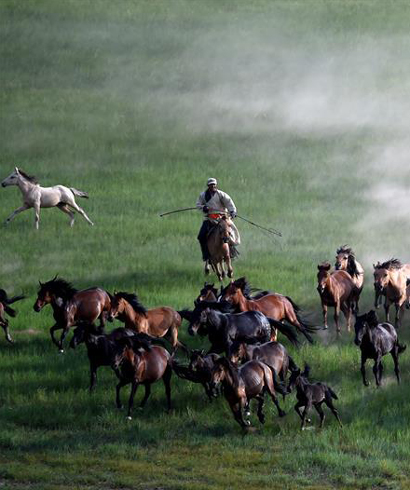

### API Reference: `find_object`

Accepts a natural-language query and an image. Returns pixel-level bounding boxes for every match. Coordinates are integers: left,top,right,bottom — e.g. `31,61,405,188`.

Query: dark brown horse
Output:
210,357,285,429
317,263,358,334
373,259,408,328
109,291,185,352
221,277,315,343
194,283,220,305
228,340,298,386
354,310,406,387
189,350,221,401
0,289,25,343
116,344,173,419
33,277,112,351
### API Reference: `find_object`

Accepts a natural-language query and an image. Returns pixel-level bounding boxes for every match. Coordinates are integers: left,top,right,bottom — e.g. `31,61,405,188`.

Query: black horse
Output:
69,325,153,392
354,310,406,387
189,307,299,355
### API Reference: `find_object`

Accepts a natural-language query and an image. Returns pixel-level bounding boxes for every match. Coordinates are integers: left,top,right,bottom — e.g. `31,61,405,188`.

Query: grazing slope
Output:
1,1,410,488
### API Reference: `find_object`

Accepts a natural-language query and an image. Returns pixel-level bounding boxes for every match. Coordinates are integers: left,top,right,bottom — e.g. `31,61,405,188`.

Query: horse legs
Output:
300,402,312,430
230,401,249,428
4,204,30,225
322,303,328,329
373,355,382,387
391,347,401,384
394,303,404,329
115,379,128,409
314,403,325,428
324,394,343,427
256,395,266,424
139,384,151,408
89,363,98,393
384,300,391,323
127,381,139,418
59,326,71,351
360,352,369,386
57,203,75,226
340,302,351,332
67,201,94,226
33,202,41,230
50,323,62,348
333,302,341,335
1,319,14,344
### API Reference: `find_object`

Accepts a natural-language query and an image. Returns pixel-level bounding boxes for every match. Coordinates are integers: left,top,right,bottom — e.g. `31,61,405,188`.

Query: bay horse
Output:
33,277,112,351
221,277,315,343
210,357,285,429
287,365,342,430
335,245,364,313
0,289,25,344
354,310,406,387
109,291,185,352
317,263,358,334
1,167,93,229
116,344,173,419
189,350,221,401
190,307,299,355
206,214,234,281
373,259,408,327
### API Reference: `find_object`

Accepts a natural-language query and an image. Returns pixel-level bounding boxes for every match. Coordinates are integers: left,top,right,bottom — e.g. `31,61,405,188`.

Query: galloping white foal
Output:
1,167,94,229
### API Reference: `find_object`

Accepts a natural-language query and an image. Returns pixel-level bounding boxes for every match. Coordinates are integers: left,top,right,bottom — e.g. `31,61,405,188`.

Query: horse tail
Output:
4,305,16,317
398,343,407,354
261,363,287,397
267,318,299,347
288,355,299,373
285,296,301,312
0,290,25,305
294,311,321,344
327,386,338,400
70,188,89,199
178,309,194,322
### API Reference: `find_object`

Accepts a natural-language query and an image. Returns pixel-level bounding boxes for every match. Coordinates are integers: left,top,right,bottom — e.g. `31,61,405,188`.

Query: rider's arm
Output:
219,191,237,216
196,192,207,212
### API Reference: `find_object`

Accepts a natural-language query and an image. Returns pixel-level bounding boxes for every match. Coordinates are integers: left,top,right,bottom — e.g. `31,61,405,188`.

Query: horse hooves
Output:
322,325,328,330
126,416,132,420
279,410,286,418
59,349,65,354
244,426,258,434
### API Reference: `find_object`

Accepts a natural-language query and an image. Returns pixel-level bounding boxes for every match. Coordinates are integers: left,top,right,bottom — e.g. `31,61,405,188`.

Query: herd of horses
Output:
1,243,408,430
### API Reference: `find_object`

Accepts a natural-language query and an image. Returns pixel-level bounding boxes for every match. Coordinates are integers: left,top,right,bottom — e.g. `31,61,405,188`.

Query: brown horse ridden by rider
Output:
0,289,25,344
221,277,316,343
287,364,342,430
354,310,406,387
335,245,364,313
33,276,112,351
373,259,409,328
210,357,285,429
115,342,173,419
108,291,186,353
317,263,359,334
205,214,236,281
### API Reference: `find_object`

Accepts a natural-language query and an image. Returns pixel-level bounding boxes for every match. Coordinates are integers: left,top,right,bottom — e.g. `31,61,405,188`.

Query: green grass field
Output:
1,1,410,488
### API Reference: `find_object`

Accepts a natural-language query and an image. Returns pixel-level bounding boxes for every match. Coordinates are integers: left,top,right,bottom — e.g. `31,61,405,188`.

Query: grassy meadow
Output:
1,1,410,488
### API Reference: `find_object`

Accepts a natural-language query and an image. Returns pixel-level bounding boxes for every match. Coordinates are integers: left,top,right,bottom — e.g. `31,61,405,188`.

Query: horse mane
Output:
193,300,235,315
375,258,402,270
336,245,354,256
38,277,78,299
115,291,147,317
18,169,38,184
232,277,252,298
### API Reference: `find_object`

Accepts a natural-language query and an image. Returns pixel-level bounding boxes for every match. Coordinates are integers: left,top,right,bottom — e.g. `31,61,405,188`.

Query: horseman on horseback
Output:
196,178,240,277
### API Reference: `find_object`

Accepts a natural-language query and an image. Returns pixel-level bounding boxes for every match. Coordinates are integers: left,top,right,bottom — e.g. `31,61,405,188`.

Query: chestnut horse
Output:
0,289,25,344
373,259,408,327
33,277,112,351
335,245,364,313
206,215,234,281
109,291,185,352
317,263,358,334
221,277,315,343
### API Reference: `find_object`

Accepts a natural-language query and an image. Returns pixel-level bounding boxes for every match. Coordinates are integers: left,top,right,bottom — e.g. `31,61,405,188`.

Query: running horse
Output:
108,291,185,352
1,167,94,229
373,259,409,328
33,277,112,351
206,214,236,281
221,277,316,343
317,262,358,334
335,245,364,313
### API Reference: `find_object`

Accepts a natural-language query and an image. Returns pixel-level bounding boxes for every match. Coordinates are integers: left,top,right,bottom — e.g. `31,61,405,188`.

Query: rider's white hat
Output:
207,178,217,186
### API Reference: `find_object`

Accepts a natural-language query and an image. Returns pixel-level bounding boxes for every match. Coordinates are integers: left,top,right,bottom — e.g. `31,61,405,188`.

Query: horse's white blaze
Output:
1,167,93,228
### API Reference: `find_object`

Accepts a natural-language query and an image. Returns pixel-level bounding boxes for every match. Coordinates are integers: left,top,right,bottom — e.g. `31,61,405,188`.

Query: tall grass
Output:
1,1,410,488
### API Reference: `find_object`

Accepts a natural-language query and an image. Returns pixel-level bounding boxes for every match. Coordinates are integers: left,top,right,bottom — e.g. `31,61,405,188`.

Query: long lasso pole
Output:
236,214,282,237
159,207,198,217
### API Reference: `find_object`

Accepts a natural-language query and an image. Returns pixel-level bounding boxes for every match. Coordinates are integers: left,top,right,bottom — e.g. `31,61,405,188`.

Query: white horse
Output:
1,167,94,229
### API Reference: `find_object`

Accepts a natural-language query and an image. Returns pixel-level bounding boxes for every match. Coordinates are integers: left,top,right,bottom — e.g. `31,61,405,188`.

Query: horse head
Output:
188,349,206,371
216,215,231,244
354,312,375,346
373,264,390,295
228,341,247,365
1,168,19,188
317,262,332,294
335,246,352,271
